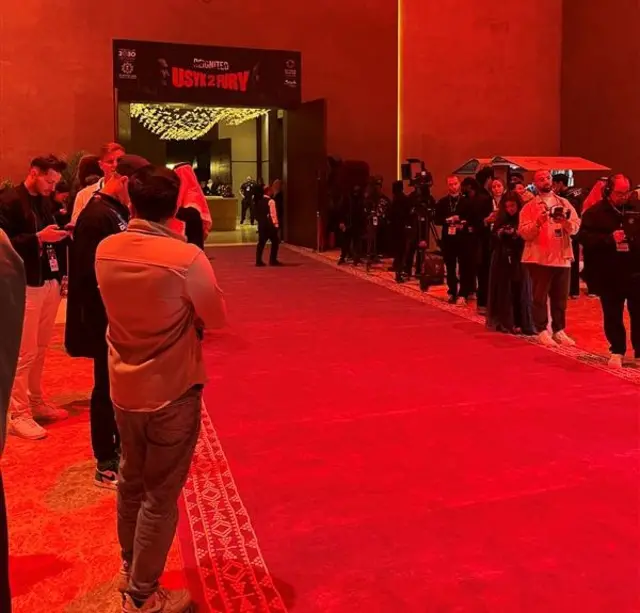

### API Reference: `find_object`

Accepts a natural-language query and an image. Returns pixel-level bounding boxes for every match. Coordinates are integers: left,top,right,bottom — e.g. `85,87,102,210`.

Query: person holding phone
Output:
0,155,70,440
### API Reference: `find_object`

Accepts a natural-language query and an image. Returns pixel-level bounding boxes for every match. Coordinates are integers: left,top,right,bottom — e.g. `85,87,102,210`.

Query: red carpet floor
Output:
199,245,640,613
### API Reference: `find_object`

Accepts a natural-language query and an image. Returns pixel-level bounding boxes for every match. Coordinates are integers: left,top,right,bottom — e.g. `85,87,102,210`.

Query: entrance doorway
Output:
113,40,327,248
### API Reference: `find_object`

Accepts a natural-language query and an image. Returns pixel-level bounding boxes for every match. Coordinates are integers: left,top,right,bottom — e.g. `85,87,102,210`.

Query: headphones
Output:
602,173,631,199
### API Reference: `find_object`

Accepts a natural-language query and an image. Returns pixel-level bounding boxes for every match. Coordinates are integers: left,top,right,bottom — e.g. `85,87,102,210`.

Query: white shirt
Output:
71,179,104,224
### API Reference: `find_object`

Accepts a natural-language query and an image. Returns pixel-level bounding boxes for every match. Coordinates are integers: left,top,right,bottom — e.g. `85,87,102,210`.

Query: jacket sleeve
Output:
186,251,227,330
0,195,41,264
565,201,581,236
518,201,542,241
434,198,448,226
578,209,615,249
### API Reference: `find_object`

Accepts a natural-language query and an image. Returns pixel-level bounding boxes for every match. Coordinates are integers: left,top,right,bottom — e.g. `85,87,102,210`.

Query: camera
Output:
549,205,570,221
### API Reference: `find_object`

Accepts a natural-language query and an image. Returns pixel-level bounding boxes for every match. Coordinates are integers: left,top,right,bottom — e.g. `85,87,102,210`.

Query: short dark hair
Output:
128,165,180,222
476,166,494,186
552,173,569,186
30,155,67,174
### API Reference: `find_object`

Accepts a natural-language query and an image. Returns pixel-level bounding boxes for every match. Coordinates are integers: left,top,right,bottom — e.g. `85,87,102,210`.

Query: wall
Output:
0,0,398,186
561,0,640,179
401,0,563,190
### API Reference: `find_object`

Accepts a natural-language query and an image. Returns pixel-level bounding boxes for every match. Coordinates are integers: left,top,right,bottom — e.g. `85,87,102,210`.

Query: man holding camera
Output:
519,170,580,346
579,174,639,368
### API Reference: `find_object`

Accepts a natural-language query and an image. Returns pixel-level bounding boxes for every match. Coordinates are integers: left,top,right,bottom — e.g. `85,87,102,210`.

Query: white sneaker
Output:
122,587,192,612
538,330,558,346
32,402,69,422
8,416,47,440
608,354,624,370
457,297,467,306
552,330,576,347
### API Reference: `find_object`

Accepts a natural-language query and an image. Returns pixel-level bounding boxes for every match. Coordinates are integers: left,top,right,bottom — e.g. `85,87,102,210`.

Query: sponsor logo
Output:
172,67,250,91
284,79,298,88
285,59,296,69
118,48,137,59
121,62,134,75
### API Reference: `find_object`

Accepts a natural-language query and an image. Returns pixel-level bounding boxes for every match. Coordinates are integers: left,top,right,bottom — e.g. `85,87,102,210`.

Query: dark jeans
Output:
91,347,120,464
117,387,202,602
599,279,640,357
256,226,280,264
570,238,581,297
526,264,571,333
339,228,361,263
1,472,10,613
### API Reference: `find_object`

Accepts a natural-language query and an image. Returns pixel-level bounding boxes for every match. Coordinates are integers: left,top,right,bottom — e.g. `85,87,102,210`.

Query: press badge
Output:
617,241,630,252
373,216,378,226
448,226,457,235
553,225,562,238
46,245,59,272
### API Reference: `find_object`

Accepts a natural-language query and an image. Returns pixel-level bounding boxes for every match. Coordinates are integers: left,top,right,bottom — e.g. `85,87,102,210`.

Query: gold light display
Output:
130,103,270,140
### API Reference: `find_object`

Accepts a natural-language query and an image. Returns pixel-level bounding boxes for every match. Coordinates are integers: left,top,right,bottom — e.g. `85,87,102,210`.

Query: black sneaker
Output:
95,459,119,490
256,261,266,267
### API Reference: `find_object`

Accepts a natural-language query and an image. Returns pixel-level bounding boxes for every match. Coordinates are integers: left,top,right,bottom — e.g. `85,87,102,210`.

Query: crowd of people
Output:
0,145,227,612
335,167,640,369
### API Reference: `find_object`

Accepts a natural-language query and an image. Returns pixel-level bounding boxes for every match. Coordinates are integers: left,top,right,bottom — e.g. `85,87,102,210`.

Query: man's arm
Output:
185,251,227,330
563,199,581,236
578,208,614,248
0,230,26,457
0,193,40,264
518,201,543,241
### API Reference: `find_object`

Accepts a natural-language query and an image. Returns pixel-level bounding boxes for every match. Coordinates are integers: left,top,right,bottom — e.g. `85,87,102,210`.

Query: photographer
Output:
519,170,580,346
364,175,391,258
579,174,639,368
337,185,366,265
405,173,436,279
389,181,413,281
435,175,473,304
474,168,496,313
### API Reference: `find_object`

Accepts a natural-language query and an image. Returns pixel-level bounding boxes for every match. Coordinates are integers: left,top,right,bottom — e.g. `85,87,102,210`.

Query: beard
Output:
539,186,553,194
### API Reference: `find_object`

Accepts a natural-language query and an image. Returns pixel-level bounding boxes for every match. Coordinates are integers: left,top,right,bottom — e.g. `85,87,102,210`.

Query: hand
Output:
561,219,574,233
537,210,548,226
613,229,626,243
37,224,69,244
486,212,497,224
449,215,460,224
418,240,428,249
339,223,346,232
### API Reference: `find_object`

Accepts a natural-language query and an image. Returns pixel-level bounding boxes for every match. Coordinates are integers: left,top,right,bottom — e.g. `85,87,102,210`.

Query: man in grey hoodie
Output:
0,228,26,612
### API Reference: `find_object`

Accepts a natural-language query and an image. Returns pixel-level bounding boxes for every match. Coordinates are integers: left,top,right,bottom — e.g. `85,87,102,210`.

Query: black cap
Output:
116,155,150,178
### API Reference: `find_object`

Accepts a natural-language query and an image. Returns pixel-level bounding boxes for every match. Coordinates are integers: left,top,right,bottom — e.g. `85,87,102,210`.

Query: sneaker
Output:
117,561,131,593
32,402,69,422
255,261,266,267
538,330,558,347
95,459,119,490
269,260,284,266
552,330,576,347
608,354,624,370
457,297,467,306
122,588,192,612
8,416,47,440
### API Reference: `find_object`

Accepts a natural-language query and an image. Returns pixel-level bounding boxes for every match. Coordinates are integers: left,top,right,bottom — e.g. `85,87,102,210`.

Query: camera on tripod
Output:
401,158,434,204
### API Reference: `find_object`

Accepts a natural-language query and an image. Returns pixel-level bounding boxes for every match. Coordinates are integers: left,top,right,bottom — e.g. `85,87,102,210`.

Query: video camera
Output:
401,158,434,209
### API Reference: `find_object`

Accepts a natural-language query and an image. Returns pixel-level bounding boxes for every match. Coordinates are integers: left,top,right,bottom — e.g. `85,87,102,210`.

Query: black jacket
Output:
0,184,68,287
578,199,640,293
435,194,476,243
65,192,130,359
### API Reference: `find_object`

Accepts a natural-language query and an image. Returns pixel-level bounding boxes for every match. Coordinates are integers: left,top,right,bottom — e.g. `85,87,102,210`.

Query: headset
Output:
602,173,632,199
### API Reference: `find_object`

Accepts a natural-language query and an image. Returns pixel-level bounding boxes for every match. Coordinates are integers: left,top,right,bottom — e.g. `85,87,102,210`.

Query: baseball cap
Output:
115,155,150,178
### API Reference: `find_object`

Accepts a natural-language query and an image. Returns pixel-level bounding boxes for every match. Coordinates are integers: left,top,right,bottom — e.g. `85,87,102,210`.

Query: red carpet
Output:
196,245,640,613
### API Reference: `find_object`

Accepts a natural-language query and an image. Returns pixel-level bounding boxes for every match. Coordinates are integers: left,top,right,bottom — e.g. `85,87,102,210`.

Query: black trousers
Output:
256,226,280,264
526,264,570,333
0,472,10,613
240,198,255,224
599,279,640,357
442,239,476,299
476,235,492,308
91,346,120,465
570,238,581,297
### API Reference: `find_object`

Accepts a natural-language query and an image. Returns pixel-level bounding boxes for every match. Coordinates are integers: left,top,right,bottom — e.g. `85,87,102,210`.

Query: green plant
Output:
62,150,89,185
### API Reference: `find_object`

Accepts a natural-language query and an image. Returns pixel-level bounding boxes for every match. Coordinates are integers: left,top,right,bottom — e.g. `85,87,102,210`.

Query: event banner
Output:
113,39,301,108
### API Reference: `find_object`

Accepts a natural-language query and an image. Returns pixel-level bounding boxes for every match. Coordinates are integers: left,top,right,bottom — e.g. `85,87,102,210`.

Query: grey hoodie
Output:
0,229,25,456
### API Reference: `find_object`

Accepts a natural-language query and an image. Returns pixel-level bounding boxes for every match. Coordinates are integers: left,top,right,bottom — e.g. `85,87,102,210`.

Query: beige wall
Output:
0,0,398,185
218,121,257,213
402,0,563,189
562,0,640,178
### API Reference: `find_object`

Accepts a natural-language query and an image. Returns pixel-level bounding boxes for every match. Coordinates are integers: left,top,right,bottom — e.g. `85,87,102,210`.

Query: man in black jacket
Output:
338,185,366,265
66,155,150,489
0,155,70,440
579,174,638,369
0,229,26,613
474,167,496,312
255,185,281,266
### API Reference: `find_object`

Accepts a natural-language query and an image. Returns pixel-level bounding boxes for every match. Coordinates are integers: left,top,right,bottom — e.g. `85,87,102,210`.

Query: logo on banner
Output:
284,58,298,83
117,48,137,80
